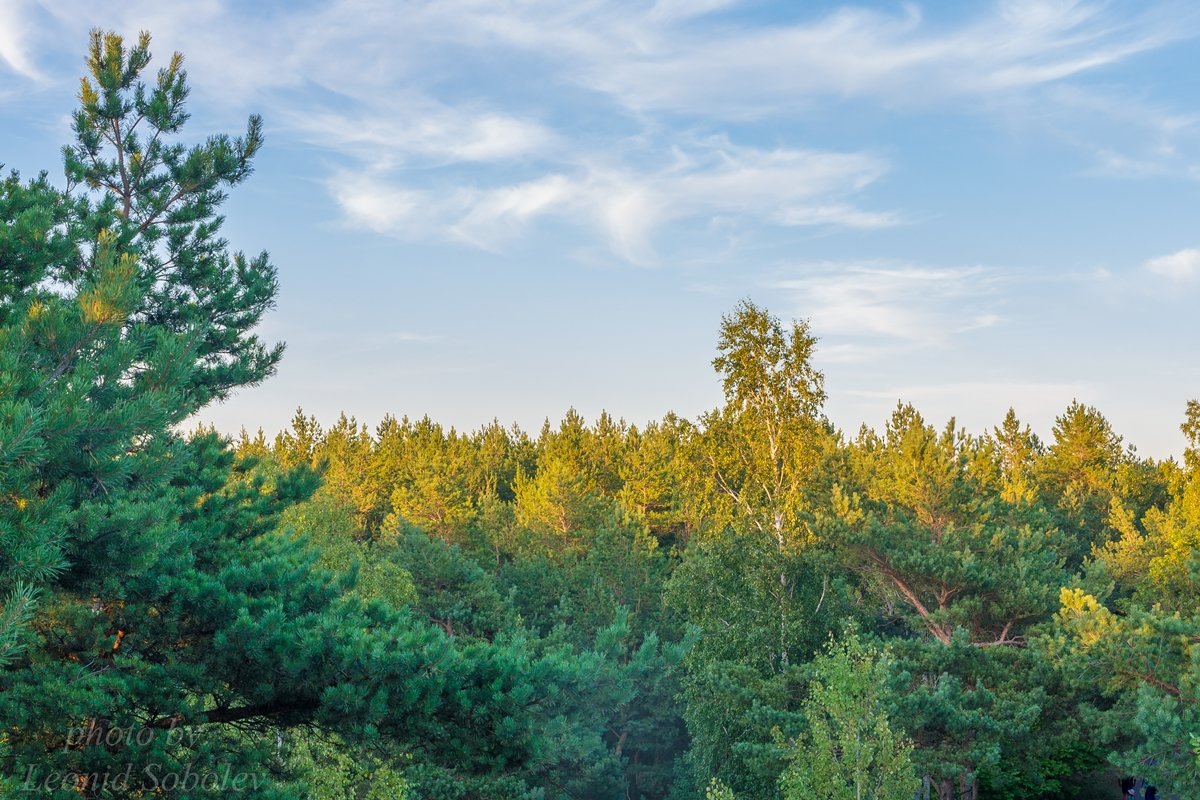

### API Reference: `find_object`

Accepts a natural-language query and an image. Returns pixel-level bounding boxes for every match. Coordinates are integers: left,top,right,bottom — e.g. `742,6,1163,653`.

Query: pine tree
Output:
0,169,80,665
382,418,478,541
513,411,620,547
1054,402,1200,796
1038,401,1169,566
0,31,631,798
828,404,1068,800
1,28,279,673
0,30,317,793
618,414,702,544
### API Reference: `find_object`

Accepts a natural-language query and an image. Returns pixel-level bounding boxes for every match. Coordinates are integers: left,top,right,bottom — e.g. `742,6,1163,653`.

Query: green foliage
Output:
0,31,658,800
704,299,828,549
618,414,701,544
280,491,417,609
1055,592,1200,796
216,320,1191,800
1045,405,1200,798
1023,402,1165,577
823,404,1080,797
831,404,1067,647
705,778,737,800
1,29,301,793
393,527,514,639
64,29,282,405
285,731,411,799
661,301,856,800
5,40,1196,795
779,632,917,800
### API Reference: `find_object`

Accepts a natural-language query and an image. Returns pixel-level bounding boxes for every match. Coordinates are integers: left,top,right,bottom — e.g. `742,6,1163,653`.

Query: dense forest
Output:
2,30,1198,800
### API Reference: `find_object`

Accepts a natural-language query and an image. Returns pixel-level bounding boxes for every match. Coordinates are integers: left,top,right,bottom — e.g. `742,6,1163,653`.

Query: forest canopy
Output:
1,29,1198,800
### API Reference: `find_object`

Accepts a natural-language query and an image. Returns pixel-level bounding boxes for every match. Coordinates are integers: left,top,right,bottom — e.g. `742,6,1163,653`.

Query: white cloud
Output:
292,104,558,167
327,173,428,237
450,174,576,249
18,3,1200,121
775,204,903,229
13,0,1200,257
591,143,893,262
259,0,1196,254
1035,85,1200,179
646,0,739,23
776,263,1001,345
0,0,40,82
580,0,1195,115
1144,248,1200,280
329,141,894,261
327,171,577,250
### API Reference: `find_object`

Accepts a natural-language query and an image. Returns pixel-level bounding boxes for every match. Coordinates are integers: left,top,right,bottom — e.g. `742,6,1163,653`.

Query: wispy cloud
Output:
775,263,1002,355
581,0,1196,115
326,171,575,250
0,0,41,83
7,0,1200,259
330,140,895,261
14,2,1200,121
286,101,559,167
1144,248,1200,281
1034,85,1200,179
774,204,904,229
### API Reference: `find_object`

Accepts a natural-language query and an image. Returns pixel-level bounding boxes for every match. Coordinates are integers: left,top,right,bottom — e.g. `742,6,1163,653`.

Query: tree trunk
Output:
779,569,789,668
775,511,788,669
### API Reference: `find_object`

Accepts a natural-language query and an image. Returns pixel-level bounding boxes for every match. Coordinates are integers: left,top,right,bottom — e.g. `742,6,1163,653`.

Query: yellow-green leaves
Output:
79,233,137,326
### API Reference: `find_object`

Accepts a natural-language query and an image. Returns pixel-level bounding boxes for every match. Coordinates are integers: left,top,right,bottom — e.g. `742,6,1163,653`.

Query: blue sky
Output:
2,0,1198,456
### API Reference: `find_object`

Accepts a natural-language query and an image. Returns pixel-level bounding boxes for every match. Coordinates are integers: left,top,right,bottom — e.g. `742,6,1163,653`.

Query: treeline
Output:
236,303,1199,799
2,29,1198,800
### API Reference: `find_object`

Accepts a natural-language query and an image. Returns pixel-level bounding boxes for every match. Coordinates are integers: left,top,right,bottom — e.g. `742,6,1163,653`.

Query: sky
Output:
1,0,1198,456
